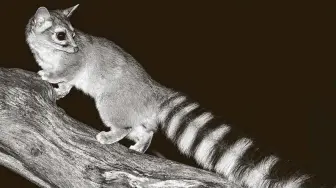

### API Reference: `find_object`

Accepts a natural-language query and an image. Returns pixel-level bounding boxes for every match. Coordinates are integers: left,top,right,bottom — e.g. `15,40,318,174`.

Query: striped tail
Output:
158,93,317,188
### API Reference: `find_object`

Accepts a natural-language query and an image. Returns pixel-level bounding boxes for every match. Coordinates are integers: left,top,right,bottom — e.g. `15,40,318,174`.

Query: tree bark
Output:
0,68,240,188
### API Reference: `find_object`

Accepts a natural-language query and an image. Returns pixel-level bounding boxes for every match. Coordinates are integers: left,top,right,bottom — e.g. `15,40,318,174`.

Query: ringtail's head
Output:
26,5,79,53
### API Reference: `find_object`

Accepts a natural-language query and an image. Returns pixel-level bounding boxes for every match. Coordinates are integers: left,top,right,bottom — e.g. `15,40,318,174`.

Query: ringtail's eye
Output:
56,31,66,41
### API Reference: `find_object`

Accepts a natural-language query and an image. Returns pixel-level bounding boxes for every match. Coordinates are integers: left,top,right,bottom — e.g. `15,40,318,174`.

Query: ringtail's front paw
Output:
54,83,72,100
37,70,50,81
96,132,110,144
37,70,64,84
54,88,68,99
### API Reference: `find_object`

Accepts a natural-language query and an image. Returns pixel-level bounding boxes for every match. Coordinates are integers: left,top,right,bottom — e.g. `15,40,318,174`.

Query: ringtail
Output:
25,5,323,188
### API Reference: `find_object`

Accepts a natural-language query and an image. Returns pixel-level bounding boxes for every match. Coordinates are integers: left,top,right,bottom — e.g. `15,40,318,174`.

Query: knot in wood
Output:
30,145,44,157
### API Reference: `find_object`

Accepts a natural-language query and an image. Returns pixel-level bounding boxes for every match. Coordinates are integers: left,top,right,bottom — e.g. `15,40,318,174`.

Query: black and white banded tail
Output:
158,93,322,188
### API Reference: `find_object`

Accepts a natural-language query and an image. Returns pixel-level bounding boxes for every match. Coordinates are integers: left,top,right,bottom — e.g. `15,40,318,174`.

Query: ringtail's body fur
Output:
25,5,323,188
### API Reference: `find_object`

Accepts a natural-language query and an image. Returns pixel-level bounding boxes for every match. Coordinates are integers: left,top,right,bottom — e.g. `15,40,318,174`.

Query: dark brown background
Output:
0,0,335,187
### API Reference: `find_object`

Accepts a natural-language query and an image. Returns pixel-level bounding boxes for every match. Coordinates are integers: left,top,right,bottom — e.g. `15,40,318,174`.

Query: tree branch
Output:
0,68,240,188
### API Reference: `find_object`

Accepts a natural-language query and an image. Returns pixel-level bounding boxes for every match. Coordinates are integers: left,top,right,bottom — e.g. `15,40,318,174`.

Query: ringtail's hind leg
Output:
95,95,133,145
127,125,154,153
96,126,131,145
95,94,154,149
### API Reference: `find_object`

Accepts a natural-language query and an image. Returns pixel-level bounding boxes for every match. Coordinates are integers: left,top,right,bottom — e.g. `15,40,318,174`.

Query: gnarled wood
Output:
0,68,240,188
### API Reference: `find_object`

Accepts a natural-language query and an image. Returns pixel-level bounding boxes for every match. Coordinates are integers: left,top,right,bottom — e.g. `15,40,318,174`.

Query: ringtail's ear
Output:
34,7,52,32
62,4,79,17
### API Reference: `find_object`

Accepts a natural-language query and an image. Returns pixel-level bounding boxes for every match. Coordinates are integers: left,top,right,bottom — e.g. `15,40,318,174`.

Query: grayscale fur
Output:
25,5,314,188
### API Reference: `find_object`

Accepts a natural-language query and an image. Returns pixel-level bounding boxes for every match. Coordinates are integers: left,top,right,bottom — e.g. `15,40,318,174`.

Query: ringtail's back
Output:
25,5,324,188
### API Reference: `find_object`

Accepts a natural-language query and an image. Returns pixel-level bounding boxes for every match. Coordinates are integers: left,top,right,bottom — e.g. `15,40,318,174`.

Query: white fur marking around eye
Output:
242,155,278,188
54,27,65,33
177,112,213,154
166,103,199,139
158,96,186,124
194,125,231,169
215,138,253,177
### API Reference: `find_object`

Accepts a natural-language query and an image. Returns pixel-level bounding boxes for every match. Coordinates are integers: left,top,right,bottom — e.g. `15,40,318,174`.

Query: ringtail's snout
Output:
28,5,79,53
